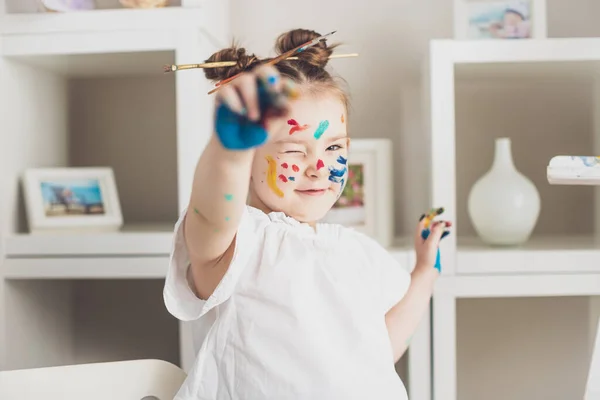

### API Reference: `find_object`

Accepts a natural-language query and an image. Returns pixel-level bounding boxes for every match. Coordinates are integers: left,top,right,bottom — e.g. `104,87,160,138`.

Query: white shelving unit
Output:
426,38,600,400
0,0,228,374
0,2,432,398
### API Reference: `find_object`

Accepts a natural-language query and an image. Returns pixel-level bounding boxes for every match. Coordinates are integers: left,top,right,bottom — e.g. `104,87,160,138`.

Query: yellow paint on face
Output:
265,156,284,198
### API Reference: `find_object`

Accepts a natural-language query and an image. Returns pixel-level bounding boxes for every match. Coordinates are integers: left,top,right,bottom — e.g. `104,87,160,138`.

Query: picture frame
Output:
22,167,123,234
454,0,547,40
321,139,394,247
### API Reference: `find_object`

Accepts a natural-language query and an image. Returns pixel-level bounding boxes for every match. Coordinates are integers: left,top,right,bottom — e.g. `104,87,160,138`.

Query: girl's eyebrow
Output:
327,134,348,142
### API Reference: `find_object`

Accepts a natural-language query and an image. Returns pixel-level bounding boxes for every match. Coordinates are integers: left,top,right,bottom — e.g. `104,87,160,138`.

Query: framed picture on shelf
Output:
321,139,393,247
22,167,123,234
454,0,547,40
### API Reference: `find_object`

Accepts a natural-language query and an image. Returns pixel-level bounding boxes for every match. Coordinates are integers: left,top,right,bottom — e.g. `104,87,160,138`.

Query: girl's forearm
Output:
385,267,438,362
184,134,255,265
190,134,255,229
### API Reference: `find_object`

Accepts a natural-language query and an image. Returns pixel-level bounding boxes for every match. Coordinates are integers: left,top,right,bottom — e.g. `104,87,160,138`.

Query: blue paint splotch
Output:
313,120,330,139
328,166,347,183
288,176,295,181
329,155,348,197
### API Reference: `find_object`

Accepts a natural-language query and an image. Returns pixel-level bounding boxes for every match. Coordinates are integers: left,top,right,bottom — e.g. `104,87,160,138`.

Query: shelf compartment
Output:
428,38,600,275
4,279,180,369
2,50,182,229
457,296,596,400
457,235,600,275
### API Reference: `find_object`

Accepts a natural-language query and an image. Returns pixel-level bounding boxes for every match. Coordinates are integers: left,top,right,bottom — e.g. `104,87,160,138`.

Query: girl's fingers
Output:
415,213,428,243
235,73,261,121
429,221,448,244
254,64,283,93
216,85,246,117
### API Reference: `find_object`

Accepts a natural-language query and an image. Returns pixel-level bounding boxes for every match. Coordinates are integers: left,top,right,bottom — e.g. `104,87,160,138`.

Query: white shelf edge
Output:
434,273,600,298
3,256,170,279
0,7,206,35
456,235,600,275
432,37,600,65
3,226,175,257
1,29,180,57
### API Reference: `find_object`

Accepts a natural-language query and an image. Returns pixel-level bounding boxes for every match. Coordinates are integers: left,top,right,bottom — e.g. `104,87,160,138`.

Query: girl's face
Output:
249,93,349,223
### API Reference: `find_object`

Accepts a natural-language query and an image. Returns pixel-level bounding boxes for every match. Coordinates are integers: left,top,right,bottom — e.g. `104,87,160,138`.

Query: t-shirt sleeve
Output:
163,206,261,321
363,235,412,314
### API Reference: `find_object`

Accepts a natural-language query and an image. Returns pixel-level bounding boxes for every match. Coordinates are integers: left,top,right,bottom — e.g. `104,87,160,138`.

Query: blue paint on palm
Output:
421,228,446,273
214,78,275,150
215,104,268,150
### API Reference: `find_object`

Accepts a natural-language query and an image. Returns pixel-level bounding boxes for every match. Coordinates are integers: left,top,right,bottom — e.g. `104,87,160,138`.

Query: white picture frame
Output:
22,167,123,234
454,0,547,40
320,139,394,248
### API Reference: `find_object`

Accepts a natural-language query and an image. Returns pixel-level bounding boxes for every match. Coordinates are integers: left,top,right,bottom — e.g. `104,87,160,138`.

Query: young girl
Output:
164,28,448,400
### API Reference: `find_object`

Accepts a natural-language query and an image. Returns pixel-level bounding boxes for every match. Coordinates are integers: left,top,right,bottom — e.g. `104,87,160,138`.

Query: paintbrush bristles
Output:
163,53,359,73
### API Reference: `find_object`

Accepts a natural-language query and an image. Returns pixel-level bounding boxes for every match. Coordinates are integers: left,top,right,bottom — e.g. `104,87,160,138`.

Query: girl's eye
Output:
327,144,343,151
285,150,304,154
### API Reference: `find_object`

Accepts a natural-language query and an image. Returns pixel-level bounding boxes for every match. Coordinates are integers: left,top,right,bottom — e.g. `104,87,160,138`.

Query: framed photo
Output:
321,139,393,247
23,167,123,234
454,0,547,40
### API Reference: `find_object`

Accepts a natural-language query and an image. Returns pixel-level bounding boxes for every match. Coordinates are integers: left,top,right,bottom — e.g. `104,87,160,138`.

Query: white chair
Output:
0,359,187,400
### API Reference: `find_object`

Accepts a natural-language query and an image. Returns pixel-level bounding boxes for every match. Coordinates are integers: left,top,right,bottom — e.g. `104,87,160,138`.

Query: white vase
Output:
467,137,541,246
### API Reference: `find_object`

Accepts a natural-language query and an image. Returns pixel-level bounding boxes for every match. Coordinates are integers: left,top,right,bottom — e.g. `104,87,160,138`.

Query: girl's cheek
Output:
277,160,299,184
326,155,348,185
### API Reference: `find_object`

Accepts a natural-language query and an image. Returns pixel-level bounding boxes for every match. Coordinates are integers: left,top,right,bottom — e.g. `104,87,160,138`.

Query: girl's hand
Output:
214,65,295,151
414,215,452,273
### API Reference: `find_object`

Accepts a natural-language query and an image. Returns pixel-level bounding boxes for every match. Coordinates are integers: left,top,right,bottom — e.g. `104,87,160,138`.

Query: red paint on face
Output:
292,164,300,172
278,174,288,183
281,163,288,169
316,159,325,170
287,119,309,135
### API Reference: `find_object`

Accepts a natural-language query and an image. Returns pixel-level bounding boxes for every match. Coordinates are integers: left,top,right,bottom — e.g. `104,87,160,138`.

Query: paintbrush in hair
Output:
163,53,359,73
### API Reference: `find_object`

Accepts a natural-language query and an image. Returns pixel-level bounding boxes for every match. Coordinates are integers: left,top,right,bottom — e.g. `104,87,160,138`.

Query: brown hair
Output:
204,28,350,112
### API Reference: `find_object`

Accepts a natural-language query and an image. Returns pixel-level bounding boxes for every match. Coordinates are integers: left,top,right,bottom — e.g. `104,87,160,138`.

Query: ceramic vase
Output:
467,137,540,246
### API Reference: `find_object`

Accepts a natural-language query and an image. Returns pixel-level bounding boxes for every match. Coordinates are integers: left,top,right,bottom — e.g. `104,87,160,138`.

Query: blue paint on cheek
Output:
337,155,347,165
328,166,347,183
288,176,295,181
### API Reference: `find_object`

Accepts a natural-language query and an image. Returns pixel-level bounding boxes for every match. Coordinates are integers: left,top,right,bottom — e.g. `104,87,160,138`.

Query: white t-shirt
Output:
163,205,411,400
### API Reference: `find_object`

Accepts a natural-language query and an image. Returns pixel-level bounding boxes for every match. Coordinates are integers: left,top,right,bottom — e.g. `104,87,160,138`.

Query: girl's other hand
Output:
414,215,452,273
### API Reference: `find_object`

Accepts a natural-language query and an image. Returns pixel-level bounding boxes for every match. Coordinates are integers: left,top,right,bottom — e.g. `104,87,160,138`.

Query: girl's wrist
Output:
209,134,257,163
412,264,439,282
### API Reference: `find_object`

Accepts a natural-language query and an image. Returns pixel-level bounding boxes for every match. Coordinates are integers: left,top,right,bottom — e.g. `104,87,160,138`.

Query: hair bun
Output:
275,29,335,69
203,46,259,82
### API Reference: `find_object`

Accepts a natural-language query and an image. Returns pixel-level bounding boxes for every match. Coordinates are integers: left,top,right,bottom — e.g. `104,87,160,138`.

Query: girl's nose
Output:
305,158,327,179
